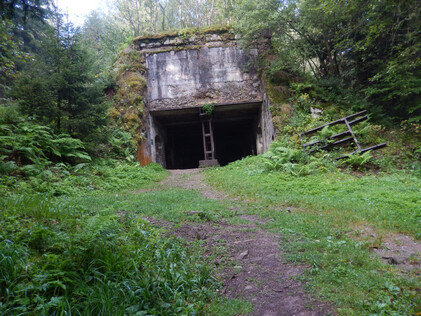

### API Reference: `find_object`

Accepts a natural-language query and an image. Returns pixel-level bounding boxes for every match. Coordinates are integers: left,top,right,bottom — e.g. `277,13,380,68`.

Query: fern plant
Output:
341,151,372,169
202,103,214,115
262,143,308,175
309,125,337,146
0,120,91,176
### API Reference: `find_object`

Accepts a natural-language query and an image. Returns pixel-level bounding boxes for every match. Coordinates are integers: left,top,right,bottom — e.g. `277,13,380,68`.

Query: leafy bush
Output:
0,118,91,177
341,151,373,170
262,145,303,170
0,160,168,196
261,141,335,176
0,204,214,315
202,103,214,115
0,158,211,315
107,128,137,161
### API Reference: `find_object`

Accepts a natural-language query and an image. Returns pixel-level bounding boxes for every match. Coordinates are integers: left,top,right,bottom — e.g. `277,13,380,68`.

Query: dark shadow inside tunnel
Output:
165,123,203,169
151,103,261,169
213,120,256,166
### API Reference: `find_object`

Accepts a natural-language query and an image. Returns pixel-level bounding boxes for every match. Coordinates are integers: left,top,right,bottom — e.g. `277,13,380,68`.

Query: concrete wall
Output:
257,92,275,154
132,29,274,165
148,115,167,168
146,47,262,110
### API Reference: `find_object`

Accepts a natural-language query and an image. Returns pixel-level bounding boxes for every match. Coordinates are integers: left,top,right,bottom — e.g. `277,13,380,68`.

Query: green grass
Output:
205,157,421,315
2,151,420,315
0,162,231,315
0,160,169,197
206,157,421,239
206,297,253,315
66,188,232,223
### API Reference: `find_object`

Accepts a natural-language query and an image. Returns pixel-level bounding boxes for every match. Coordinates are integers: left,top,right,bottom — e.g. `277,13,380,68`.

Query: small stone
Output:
245,285,253,290
310,106,322,118
237,250,249,260
384,256,404,265
195,231,207,240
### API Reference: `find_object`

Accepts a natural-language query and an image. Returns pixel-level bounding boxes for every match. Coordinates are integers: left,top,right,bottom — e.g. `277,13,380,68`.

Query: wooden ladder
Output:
200,113,215,161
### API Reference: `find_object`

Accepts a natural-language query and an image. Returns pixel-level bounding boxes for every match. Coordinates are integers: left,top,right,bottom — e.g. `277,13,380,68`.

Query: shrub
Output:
341,151,373,170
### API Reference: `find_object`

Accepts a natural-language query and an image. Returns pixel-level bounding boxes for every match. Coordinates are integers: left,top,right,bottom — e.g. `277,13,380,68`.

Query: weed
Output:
202,103,214,115
341,151,373,170
0,162,223,315
206,297,253,315
205,159,421,314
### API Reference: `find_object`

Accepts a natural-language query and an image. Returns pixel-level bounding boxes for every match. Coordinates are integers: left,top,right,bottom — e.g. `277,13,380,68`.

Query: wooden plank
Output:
344,118,361,151
336,143,387,160
348,115,368,125
201,119,207,160
300,110,367,137
302,115,368,148
309,137,354,152
209,119,215,160
303,130,351,148
200,117,215,161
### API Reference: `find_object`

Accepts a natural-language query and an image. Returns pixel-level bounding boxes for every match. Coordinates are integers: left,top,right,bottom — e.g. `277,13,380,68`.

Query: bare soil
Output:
350,225,421,274
148,169,334,315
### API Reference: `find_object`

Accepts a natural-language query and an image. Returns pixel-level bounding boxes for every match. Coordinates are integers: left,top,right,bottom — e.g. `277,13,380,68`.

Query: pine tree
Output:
11,10,107,138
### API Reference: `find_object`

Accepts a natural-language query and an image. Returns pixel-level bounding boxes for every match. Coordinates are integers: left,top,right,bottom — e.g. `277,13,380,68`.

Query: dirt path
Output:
153,169,334,315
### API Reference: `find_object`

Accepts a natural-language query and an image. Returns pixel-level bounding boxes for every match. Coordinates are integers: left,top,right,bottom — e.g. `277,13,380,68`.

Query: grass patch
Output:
0,160,168,197
0,162,227,315
206,297,253,315
206,157,421,239
64,188,232,223
205,158,421,315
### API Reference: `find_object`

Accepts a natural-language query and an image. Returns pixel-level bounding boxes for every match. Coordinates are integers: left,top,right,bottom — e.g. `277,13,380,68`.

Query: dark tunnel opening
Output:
213,120,256,166
165,123,204,169
151,103,261,169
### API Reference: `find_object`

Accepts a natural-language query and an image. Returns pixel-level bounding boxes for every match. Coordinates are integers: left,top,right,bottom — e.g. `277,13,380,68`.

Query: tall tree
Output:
0,0,49,100
113,0,236,37
233,0,421,122
81,10,127,69
12,10,107,137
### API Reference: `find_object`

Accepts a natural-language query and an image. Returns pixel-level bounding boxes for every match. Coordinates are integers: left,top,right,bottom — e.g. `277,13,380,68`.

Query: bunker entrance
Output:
151,102,262,169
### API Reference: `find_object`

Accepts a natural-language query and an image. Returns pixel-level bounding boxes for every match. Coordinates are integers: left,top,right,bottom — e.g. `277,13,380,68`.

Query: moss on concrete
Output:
108,46,147,146
147,44,202,54
264,77,293,133
132,25,232,45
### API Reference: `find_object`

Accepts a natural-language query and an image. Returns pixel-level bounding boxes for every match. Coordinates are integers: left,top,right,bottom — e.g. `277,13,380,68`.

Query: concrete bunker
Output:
134,29,274,168
150,102,265,169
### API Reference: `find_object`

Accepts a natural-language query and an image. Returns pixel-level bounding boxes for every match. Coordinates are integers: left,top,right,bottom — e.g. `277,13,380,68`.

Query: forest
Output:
0,0,420,315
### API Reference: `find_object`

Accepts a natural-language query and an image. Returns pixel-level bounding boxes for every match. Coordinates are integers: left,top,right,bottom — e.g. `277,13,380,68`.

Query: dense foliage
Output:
1,1,420,315
233,0,421,123
0,162,218,315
